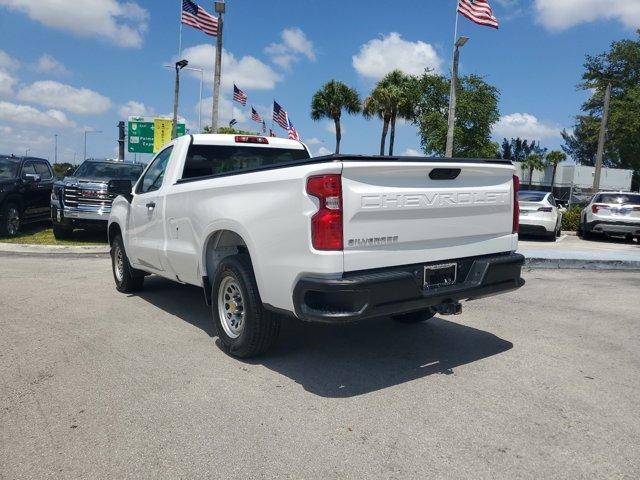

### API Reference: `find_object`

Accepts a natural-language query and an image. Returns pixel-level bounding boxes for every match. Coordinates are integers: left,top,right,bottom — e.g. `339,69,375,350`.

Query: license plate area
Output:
423,263,457,289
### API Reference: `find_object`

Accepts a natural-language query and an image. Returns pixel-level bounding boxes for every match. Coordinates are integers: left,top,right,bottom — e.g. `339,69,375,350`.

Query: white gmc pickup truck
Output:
108,134,524,357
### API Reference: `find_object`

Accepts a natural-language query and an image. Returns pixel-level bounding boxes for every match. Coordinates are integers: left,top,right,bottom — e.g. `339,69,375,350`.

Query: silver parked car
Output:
580,191,640,241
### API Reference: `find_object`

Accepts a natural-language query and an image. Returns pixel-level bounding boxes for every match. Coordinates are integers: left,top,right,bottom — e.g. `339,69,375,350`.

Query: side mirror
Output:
23,173,41,183
108,179,133,203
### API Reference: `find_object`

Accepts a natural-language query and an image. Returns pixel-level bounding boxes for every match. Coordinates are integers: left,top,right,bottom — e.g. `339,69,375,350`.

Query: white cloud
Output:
17,81,112,115
0,0,149,48
0,101,74,127
0,49,18,70
324,121,345,135
315,146,332,157
492,113,562,140
265,27,316,69
118,100,155,119
197,96,248,128
534,0,640,30
32,54,70,76
352,32,443,80
305,137,322,146
180,44,282,91
403,148,421,156
0,70,17,97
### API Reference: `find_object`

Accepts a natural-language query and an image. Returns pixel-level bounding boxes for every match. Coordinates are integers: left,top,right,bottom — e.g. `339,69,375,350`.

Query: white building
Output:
514,162,633,191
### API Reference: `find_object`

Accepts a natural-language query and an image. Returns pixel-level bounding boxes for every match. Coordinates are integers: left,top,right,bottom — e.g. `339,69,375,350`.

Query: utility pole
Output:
118,121,125,160
592,82,612,191
445,36,468,158
211,1,225,133
172,59,188,139
54,134,58,164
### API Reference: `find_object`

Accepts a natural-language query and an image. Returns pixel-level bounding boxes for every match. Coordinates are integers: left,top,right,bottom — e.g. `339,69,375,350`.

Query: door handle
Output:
146,201,156,210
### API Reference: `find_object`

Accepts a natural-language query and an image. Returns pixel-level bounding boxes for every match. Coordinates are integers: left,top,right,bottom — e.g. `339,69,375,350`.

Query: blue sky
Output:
0,0,638,163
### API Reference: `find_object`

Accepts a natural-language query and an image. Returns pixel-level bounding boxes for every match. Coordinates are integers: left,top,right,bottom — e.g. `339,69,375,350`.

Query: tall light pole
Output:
54,134,58,164
445,36,469,158
211,1,225,133
172,59,188,139
592,82,612,191
84,130,102,160
164,64,204,133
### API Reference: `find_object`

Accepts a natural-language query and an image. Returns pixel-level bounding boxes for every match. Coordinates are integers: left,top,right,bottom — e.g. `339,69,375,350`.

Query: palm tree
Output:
522,153,545,188
311,80,361,154
363,70,415,156
545,150,567,192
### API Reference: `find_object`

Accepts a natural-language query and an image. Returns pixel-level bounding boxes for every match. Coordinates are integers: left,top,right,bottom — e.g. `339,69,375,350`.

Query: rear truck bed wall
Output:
109,135,517,316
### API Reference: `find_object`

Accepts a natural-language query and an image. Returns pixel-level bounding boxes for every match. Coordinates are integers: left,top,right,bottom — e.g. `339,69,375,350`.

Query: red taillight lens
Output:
307,174,343,250
538,206,553,212
592,204,606,214
512,175,520,234
235,135,269,144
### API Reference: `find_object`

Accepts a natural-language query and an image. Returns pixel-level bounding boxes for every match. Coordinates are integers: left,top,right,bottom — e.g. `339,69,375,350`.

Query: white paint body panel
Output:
109,135,519,316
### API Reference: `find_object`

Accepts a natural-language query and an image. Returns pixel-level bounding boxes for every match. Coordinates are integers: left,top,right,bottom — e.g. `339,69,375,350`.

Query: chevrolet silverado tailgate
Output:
341,160,517,272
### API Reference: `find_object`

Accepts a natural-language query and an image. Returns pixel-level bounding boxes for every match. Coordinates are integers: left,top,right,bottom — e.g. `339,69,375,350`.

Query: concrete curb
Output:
525,257,640,271
0,242,109,256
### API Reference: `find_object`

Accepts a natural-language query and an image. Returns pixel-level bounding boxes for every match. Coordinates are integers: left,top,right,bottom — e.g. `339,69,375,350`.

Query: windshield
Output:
0,157,20,179
593,193,640,205
73,161,144,181
518,192,547,202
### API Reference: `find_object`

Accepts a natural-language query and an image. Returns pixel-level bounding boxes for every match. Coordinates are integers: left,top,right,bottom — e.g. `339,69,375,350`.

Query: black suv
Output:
0,155,54,236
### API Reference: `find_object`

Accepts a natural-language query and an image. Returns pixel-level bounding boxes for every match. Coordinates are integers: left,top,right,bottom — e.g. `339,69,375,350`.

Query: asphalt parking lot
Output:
1,254,639,479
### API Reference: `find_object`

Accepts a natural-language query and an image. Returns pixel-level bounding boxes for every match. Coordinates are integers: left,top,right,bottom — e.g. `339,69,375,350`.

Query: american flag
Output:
233,85,247,106
250,107,262,123
269,128,277,137
272,101,289,130
181,0,218,36
261,120,266,133
457,0,499,29
287,120,300,141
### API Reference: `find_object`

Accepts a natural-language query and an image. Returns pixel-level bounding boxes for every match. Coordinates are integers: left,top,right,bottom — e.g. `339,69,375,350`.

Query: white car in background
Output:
580,191,640,241
518,190,563,241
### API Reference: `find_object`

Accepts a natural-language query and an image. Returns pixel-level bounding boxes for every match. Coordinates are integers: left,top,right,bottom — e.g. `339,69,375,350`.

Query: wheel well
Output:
2,195,23,212
108,223,122,245
203,230,249,279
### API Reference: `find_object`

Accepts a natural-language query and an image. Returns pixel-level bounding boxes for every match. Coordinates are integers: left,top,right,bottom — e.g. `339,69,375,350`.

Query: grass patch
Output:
0,223,108,246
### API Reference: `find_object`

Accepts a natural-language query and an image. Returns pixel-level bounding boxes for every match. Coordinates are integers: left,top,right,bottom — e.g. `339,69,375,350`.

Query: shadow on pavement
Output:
136,276,513,398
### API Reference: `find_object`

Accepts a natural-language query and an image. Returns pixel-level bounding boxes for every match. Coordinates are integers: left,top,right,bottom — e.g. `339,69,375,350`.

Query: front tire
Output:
212,254,280,358
111,235,144,292
0,202,21,237
392,308,436,324
52,222,74,240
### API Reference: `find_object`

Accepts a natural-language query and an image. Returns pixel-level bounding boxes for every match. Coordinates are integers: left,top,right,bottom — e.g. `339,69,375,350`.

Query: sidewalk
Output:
518,233,640,270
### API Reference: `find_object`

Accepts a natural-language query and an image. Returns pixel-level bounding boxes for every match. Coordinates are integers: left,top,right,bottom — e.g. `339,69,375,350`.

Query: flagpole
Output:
177,0,183,58
445,0,461,157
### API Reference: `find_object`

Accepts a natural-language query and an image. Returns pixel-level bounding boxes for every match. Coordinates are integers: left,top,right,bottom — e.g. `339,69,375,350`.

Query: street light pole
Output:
163,64,203,133
592,82,612,191
211,1,226,133
54,134,58,164
172,59,188,139
445,36,468,158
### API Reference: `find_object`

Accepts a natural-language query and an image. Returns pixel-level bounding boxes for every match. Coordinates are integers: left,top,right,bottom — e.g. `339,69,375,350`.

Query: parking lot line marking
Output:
557,235,568,243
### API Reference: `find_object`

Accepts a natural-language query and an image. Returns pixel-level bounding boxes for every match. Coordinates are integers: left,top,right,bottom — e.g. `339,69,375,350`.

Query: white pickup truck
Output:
108,134,524,357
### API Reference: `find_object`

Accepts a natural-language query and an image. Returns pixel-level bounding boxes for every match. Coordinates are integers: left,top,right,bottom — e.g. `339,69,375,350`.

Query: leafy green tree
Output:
311,80,361,154
501,138,512,160
380,70,415,155
522,153,545,188
202,126,258,135
52,162,75,179
562,31,640,189
412,73,500,158
363,87,393,155
546,150,567,190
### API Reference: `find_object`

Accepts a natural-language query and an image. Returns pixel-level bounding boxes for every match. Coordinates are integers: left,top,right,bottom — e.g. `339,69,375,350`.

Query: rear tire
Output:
212,254,280,358
0,202,21,237
392,308,436,324
52,222,73,240
111,235,144,293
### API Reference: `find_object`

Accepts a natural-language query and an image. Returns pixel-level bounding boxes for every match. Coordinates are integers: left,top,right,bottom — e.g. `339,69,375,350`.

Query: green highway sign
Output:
128,116,186,154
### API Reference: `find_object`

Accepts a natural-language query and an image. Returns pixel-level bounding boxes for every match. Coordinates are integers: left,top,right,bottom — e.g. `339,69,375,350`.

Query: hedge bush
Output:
561,207,582,232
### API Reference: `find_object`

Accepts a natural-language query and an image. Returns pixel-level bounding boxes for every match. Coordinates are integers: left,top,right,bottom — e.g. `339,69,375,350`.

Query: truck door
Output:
129,146,173,272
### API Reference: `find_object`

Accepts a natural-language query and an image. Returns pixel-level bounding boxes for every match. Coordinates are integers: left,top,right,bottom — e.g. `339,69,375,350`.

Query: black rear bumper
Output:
293,252,525,323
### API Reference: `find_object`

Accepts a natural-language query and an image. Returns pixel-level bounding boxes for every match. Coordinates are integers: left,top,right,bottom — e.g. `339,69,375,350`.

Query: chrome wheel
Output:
218,276,245,339
114,243,124,283
6,207,19,236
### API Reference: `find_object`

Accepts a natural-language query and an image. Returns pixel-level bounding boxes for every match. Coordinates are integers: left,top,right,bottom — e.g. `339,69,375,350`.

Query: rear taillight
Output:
512,175,520,234
235,135,268,144
592,204,607,214
538,206,553,212
306,174,343,250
